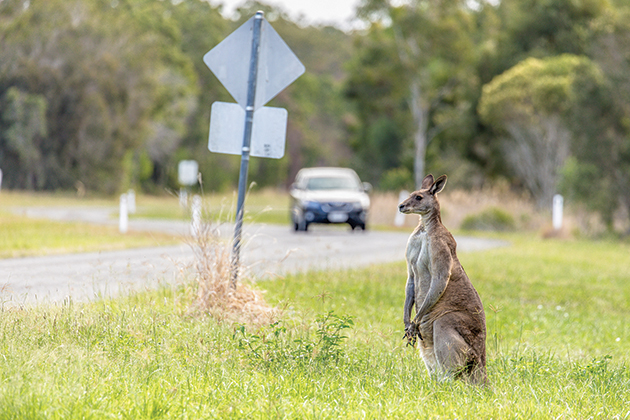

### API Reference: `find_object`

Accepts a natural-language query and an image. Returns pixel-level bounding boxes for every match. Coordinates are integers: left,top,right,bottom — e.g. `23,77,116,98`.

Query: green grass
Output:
1,235,629,418
1,188,291,226
132,189,291,225
0,189,290,258
0,190,116,207
0,213,178,258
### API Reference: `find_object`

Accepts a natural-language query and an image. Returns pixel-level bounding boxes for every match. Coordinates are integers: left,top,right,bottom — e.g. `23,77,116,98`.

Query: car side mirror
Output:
362,182,373,194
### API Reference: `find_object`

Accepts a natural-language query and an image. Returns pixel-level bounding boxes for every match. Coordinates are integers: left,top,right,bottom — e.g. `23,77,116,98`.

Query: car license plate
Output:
328,212,348,223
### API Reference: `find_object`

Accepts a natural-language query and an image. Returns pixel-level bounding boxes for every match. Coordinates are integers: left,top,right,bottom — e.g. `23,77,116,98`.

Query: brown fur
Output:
398,174,487,385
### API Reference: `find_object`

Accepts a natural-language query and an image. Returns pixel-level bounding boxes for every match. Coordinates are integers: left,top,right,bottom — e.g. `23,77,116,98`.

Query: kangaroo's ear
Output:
430,174,447,195
421,174,434,190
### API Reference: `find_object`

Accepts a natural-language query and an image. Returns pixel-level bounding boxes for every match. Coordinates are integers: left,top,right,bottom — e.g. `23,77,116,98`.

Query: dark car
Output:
290,167,371,232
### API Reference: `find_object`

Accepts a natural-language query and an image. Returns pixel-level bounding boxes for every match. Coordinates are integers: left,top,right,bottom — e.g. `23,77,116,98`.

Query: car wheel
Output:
351,223,365,231
295,219,308,232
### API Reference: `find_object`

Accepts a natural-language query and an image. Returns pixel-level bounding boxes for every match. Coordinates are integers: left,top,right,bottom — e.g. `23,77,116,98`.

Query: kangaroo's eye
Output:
415,195,422,201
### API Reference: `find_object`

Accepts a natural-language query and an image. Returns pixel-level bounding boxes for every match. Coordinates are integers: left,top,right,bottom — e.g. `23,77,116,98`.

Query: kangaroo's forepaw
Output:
402,331,416,346
404,323,421,346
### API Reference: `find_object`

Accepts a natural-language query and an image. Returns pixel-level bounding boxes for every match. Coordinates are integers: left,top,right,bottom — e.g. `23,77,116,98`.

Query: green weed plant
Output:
233,312,354,369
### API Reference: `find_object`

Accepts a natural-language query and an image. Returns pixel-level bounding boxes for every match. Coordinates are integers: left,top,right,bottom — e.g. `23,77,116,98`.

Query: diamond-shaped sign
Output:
203,16,305,111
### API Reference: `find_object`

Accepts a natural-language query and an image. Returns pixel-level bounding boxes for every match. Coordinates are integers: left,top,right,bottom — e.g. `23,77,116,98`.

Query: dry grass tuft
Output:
439,183,541,230
368,183,626,237
188,223,277,326
540,226,572,239
369,191,419,228
369,183,545,231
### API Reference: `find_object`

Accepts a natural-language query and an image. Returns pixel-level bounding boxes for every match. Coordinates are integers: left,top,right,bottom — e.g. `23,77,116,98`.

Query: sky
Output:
211,0,363,30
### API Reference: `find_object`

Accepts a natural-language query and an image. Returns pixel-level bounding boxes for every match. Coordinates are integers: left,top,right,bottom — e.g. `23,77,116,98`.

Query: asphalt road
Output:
1,207,507,306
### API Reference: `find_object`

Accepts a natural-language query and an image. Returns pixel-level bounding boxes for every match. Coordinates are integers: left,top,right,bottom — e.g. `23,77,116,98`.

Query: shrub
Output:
461,207,516,231
380,167,414,191
232,311,354,369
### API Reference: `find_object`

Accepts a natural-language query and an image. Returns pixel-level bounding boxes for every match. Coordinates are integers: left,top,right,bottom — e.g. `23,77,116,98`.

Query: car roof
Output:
296,167,359,179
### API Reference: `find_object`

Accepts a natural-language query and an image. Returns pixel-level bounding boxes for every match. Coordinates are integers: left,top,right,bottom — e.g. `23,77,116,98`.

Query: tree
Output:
564,6,630,230
489,0,609,74
470,0,611,184
478,54,605,207
0,87,47,189
348,0,478,188
0,0,200,193
0,0,358,194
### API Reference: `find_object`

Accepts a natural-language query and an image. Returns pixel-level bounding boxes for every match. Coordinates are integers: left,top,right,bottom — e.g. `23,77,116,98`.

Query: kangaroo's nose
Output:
398,204,405,211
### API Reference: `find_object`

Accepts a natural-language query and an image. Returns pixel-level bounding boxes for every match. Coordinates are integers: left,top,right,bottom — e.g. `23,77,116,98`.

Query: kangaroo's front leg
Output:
403,275,419,345
412,249,452,327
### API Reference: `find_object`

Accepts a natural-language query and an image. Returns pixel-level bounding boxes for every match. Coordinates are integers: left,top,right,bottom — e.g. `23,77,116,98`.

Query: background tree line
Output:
0,0,354,194
1,0,629,231
346,0,630,231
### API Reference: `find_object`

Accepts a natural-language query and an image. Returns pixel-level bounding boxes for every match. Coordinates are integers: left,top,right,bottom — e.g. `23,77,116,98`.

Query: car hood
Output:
292,189,370,208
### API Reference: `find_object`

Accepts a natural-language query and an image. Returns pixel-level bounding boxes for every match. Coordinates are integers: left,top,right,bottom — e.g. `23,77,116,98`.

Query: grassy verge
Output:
0,235,629,418
0,189,289,258
116,190,289,223
0,190,115,207
2,189,291,226
0,213,178,258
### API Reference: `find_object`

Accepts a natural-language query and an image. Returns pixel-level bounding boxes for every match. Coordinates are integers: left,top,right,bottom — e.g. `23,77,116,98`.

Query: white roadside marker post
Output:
119,194,128,234
191,195,202,238
127,189,136,214
553,194,564,231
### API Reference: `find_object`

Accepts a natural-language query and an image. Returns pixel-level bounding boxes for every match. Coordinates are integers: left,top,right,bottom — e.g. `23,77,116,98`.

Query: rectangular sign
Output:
208,102,288,159
178,160,199,186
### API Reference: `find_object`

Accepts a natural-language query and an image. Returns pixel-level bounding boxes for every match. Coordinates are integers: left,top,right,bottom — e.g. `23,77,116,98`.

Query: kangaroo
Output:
398,174,487,385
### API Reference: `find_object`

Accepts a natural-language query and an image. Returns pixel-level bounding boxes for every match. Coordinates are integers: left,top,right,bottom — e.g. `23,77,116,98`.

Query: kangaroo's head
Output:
398,174,447,216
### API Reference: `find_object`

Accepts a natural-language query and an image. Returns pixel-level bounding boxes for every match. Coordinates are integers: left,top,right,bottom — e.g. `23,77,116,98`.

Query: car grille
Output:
321,202,354,212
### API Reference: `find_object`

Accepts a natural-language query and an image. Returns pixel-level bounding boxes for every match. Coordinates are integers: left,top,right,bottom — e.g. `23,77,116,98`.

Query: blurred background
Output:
1,0,629,236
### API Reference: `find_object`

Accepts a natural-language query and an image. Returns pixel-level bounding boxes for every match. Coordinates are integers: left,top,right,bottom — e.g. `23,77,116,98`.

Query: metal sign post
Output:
231,12,263,288
204,11,305,288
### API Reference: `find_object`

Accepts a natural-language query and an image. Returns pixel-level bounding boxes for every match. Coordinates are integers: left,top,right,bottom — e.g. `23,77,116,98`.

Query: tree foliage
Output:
0,0,354,193
1,0,630,231
478,55,605,207
0,87,47,189
0,0,199,192
346,0,478,189
347,0,630,231
578,6,630,229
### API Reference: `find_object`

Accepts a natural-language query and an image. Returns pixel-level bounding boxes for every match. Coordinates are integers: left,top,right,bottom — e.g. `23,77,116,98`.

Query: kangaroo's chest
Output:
406,230,432,294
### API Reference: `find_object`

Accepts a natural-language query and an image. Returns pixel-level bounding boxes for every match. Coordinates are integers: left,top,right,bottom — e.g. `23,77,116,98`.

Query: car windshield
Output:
305,176,360,191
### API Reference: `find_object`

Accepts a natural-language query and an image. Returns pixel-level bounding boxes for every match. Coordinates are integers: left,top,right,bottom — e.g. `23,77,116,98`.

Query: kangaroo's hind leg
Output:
416,319,439,377
432,315,478,382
